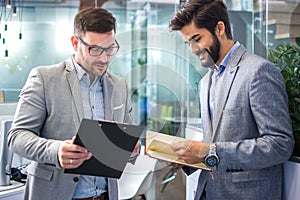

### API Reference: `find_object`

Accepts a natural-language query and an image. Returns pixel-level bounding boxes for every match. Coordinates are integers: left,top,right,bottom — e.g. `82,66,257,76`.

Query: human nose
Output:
97,51,109,62
189,40,201,55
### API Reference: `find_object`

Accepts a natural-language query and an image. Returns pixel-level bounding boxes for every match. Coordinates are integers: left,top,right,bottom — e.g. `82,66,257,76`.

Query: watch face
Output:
206,156,217,167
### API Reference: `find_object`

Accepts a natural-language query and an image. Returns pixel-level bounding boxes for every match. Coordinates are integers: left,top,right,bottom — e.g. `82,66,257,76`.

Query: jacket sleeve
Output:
8,67,62,168
216,60,294,171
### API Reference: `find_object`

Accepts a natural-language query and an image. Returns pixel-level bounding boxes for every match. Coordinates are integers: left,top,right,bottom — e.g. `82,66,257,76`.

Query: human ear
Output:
215,21,225,36
71,36,79,50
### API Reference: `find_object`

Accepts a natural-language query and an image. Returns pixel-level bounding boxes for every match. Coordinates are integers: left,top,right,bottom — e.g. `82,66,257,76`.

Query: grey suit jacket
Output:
185,45,294,200
8,58,133,200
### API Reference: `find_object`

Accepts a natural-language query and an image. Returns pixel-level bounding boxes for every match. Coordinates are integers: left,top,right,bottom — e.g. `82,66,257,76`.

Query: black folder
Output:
64,118,145,178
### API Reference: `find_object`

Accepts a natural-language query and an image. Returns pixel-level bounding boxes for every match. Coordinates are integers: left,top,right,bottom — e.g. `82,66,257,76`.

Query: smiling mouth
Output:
195,48,207,57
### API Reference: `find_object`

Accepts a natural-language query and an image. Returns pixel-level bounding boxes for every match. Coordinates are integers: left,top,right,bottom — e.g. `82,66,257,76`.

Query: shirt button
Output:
73,177,79,182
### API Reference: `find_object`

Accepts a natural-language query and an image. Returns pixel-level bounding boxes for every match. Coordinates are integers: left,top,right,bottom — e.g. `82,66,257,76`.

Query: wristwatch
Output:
204,143,219,169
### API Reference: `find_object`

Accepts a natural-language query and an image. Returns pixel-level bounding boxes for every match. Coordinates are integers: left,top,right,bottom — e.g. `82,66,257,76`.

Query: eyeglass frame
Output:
77,37,120,57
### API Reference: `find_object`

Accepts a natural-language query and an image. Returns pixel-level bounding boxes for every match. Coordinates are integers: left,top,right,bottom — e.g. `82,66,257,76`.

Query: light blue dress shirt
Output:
72,57,107,198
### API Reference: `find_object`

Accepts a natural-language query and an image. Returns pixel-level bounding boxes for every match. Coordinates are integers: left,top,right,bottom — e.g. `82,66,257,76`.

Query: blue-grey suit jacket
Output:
8,58,133,200
185,45,294,200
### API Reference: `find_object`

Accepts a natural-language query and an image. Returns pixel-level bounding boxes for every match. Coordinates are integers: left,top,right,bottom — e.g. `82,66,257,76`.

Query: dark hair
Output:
74,7,116,37
169,0,232,39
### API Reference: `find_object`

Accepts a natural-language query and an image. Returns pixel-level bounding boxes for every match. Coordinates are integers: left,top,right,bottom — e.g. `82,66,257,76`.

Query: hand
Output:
130,140,141,158
58,136,92,169
171,140,210,164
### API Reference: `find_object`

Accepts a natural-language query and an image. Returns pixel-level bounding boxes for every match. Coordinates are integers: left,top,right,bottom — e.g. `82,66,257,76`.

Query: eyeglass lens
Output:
78,37,119,56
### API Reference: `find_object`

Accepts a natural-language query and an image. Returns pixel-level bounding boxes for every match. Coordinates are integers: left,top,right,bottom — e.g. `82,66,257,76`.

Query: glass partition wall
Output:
0,0,270,132
108,2,206,138
2,0,299,131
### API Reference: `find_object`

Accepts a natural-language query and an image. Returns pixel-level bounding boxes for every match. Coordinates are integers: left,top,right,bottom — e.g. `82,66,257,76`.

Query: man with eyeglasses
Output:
8,8,139,200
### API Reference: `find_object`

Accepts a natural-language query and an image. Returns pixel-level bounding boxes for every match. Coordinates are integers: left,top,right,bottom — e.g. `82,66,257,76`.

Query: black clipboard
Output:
64,118,145,178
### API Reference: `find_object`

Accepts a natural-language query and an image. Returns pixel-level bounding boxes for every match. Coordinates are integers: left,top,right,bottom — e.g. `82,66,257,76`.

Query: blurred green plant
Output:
268,39,300,156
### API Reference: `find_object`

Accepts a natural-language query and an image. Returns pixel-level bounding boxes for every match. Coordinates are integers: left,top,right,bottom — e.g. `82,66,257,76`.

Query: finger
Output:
133,142,140,152
63,158,77,169
62,153,92,169
171,141,188,151
66,143,90,154
65,157,81,166
71,136,76,143
62,151,92,160
59,145,91,165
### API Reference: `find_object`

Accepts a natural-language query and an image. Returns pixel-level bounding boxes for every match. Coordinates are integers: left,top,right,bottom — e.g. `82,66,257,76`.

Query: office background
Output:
0,0,299,199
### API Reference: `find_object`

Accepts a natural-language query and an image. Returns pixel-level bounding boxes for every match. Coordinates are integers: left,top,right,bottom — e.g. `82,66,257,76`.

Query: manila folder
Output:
145,131,210,171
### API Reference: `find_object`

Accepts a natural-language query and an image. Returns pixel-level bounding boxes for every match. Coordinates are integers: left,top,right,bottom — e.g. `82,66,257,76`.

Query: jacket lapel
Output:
102,74,114,121
65,58,84,123
211,45,246,141
212,66,239,136
200,71,214,141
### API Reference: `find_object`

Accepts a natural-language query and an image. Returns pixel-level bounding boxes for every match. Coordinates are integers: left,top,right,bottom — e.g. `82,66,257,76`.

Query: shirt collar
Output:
213,41,240,76
220,41,240,67
71,55,104,83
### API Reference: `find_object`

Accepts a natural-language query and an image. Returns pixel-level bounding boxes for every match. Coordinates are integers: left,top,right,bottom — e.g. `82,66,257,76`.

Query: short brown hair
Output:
74,7,116,37
169,0,232,39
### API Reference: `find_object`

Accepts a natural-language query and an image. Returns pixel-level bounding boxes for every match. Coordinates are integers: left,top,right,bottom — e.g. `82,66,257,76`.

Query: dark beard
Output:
207,34,220,64
195,34,220,69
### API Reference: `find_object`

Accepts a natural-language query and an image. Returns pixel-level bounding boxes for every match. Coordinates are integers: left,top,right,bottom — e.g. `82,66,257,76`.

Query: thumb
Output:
71,136,76,144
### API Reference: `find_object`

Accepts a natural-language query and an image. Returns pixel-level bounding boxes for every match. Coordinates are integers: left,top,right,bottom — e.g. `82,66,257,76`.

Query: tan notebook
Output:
145,131,210,171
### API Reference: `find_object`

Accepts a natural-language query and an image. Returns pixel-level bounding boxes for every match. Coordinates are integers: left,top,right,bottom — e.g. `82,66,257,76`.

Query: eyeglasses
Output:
77,37,119,56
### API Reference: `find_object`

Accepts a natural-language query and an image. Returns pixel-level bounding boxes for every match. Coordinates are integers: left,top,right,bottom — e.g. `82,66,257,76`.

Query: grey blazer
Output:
8,58,133,200
185,45,294,200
